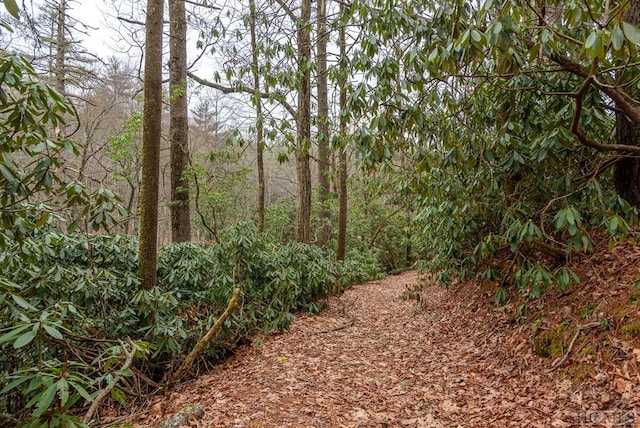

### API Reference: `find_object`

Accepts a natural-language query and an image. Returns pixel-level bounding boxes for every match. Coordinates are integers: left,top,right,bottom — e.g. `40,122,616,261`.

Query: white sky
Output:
72,0,116,52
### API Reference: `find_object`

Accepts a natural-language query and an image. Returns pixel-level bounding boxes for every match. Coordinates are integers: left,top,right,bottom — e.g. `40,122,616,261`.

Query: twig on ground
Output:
308,318,355,335
552,322,601,370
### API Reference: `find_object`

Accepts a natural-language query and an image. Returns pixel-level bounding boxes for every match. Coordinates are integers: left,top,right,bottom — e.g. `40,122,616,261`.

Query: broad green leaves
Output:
0,55,73,214
0,54,124,248
622,22,640,45
346,0,640,304
2,0,18,18
584,29,605,59
1,227,379,424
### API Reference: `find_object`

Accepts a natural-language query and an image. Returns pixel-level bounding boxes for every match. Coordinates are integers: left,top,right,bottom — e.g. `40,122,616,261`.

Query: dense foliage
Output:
3,0,640,424
0,50,385,426
346,0,640,302
0,223,381,426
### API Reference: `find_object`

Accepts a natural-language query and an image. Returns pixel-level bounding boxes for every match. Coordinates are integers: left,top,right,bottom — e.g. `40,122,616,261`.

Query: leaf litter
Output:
133,270,639,428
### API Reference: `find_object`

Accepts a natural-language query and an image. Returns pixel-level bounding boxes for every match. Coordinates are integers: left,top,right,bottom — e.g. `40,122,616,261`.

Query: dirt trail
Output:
135,271,639,428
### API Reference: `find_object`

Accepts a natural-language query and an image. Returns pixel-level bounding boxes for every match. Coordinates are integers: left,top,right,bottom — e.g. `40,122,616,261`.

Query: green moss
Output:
579,303,595,319
533,323,567,358
580,344,594,356
621,319,640,339
572,362,594,383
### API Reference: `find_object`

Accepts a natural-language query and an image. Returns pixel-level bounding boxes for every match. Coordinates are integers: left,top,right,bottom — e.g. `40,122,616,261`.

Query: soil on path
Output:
135,271,639,428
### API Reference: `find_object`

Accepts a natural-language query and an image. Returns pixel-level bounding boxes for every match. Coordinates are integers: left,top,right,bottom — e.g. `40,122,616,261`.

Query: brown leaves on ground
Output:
133,271,639,428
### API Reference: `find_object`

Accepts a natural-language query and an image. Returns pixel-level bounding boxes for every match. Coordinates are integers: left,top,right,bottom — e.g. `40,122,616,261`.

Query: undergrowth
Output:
0,222,381,427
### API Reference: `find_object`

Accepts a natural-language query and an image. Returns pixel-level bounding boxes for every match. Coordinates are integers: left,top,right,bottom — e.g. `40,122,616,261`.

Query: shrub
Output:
1,222,370,425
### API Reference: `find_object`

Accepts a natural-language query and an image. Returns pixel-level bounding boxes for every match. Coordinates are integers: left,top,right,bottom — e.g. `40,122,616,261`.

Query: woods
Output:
1,0,640,426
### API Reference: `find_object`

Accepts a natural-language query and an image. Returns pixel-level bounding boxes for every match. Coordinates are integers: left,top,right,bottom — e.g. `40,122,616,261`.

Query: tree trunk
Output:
336,2,348,261
295,0,312,243
316,0,331,247
613,0,640,207
55,0,66,95
249,0,266,237
138,0,164,290
169,0,192,243
405,207,413,266
614,116,640,206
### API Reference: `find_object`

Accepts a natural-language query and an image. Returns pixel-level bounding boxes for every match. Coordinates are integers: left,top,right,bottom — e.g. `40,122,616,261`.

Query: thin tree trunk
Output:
336,2,348,261
250,0,266,237
613,0,640,207
169,0,192,243
295,0,312,243
138,0,164,290
405,206,412,266
55,0,66,95
316,0,331,247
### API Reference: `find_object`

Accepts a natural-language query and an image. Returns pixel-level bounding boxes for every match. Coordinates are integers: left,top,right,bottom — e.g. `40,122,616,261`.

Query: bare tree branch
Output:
272,0,297,22
520,36,640,124
187,71,297,118
571,74,640,155
184,0,221,10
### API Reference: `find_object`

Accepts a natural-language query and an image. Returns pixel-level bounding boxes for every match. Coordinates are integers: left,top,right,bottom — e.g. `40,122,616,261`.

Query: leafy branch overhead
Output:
2,0,640,425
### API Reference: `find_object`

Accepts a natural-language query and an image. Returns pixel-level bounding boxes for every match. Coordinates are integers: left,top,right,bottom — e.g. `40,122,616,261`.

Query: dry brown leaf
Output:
128,271,639,428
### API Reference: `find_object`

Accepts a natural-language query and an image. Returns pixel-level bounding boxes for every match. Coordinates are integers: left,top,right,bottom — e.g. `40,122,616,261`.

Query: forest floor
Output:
131,262,640,428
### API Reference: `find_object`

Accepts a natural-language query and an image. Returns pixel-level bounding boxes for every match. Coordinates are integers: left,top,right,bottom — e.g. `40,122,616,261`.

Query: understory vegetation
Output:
2,0,640,425
0,222,384,427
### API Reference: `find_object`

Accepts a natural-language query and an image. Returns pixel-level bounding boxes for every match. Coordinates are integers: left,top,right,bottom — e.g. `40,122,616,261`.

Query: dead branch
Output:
551,322,601,370
170,288,240,383
368,207,403,249
84,338,137,424
187,71,297,119
571,73,640,155
157,404,204,428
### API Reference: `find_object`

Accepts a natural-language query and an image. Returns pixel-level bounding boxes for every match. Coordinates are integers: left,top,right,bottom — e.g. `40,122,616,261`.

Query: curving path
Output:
135,271,637,428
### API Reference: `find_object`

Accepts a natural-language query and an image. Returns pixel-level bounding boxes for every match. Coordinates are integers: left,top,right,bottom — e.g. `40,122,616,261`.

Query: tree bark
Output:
138,0,164,290
249,0,266,237
295,0,312,243
614,0,640,207
169,0,192,243
336,2,348,261
316,0,331,247
55,0,66,95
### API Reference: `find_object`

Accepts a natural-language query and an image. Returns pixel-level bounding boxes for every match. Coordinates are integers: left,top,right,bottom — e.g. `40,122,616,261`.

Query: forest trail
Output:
134,271,638,428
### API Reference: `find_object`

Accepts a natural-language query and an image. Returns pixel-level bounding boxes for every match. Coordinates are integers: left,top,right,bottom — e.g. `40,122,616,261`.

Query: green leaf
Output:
584,30,604,58
0,163,15,182
611,25,624,50
72,383,94,403
0,323,30,346
0,375,31,394
56,378,70,407
42,323,63,340
33,382,57,417
609,215,619,234
585,31,597,49
3,0,19,18
11,293,36,311
110,387,127,404
566,209,575,225
554,210,566,231
13,325,38,348
117,368,133,377
622,22,640,45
